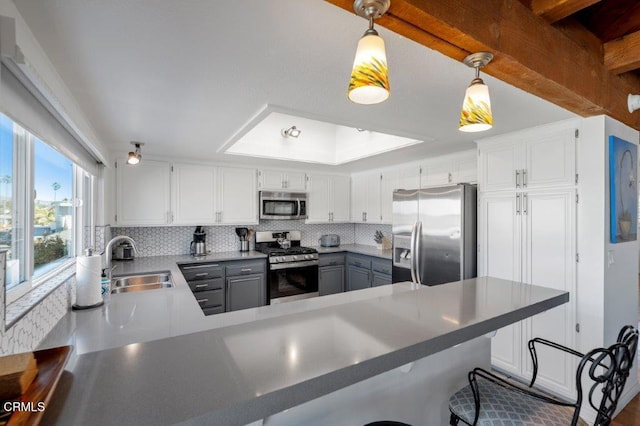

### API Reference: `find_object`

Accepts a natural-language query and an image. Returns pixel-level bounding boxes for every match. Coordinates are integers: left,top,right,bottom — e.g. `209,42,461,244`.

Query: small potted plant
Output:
374,230,384,250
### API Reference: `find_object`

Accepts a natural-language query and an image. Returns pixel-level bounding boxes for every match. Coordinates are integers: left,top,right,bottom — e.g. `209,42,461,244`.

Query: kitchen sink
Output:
110,272,174,294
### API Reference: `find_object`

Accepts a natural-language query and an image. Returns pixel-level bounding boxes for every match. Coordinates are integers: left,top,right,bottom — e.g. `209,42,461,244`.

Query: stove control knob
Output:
304,254,311,260
292,255,298,261
277,256,284,262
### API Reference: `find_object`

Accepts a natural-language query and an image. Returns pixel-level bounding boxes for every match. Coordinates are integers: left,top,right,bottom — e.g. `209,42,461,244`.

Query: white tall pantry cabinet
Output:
477,119,579,399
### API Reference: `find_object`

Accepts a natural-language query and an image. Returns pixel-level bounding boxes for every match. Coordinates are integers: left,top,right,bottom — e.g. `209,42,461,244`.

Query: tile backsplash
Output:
1,273,73,355
111,221,393,257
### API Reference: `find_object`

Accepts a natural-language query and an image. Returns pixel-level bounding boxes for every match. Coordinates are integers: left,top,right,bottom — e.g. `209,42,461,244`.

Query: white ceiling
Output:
223,106,424,165
13,0,576,173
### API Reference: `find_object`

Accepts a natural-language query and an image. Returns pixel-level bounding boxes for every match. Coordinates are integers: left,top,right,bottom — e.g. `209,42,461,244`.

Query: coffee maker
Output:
190,226,206,257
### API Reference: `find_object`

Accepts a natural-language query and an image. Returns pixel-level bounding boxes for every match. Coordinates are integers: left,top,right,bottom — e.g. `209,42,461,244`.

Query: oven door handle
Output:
270,260,319,270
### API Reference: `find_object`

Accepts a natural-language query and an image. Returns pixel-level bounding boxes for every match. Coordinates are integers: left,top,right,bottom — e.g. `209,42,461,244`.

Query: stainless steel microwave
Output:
259,191,307,220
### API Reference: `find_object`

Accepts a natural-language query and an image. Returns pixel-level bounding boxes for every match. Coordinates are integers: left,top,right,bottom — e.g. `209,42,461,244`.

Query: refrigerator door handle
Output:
415,221,423,285
410,222,418,284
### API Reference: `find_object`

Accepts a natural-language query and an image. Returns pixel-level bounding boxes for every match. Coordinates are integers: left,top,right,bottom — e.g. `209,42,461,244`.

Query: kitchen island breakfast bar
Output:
37,255,568,425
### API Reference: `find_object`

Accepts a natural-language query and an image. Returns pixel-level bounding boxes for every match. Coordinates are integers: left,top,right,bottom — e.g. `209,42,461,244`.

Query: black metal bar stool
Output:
448,325,638,426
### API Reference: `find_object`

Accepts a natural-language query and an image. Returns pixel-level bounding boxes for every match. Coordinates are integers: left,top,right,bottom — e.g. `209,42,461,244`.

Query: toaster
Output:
319,234,340,247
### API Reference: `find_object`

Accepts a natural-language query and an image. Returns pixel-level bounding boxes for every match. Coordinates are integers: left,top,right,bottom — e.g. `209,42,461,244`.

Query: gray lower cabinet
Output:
180,259,267,315
371,258,392,287
226,274,266,311
347,265,371,291
318,253,345,296
346,253,392,291
223,260,266,312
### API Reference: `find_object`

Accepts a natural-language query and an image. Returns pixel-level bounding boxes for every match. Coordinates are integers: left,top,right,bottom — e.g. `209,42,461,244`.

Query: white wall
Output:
577,117,607,352
0,0,108,164
603,116,639,346
578,115,639,418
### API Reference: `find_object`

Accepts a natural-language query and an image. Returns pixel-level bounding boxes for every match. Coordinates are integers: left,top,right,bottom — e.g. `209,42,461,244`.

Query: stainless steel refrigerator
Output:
392,184,477,286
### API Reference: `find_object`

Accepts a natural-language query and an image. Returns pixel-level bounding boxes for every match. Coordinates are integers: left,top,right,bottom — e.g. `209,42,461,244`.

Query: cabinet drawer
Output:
188,277,223,292
371,259,392,276
319,253,345,267
347,254,371,269
225,261,266,276
192,288,224,308
202,305,225,316
180,263,224,281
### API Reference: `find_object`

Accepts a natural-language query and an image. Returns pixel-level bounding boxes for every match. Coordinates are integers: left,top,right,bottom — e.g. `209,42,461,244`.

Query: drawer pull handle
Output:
241,268,252,272
194,272,209,277
194,284,209,289
183,264,218,270
196,298,209,304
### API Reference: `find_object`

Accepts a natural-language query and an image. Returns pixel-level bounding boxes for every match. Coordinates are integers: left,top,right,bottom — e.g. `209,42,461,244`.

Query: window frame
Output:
3,114,94,304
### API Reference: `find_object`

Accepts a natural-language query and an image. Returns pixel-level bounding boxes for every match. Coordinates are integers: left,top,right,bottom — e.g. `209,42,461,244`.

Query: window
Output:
0,112,94,301
33,138,73,278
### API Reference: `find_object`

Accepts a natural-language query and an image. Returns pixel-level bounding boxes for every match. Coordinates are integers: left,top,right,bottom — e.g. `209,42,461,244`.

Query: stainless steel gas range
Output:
254,231,319,303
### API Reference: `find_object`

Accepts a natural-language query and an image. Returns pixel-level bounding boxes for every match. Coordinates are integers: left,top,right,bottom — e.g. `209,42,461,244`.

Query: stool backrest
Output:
577,325,638,425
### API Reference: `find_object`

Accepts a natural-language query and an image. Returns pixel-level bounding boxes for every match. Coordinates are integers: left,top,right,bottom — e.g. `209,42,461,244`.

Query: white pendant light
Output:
348,0,390,105
459,52,494,132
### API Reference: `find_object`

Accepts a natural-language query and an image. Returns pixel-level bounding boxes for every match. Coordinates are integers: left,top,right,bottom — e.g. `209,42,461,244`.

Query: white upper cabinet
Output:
331,175,351,222
421,159,451,187
117,162,257,226
172,163,217,225
351,172,381,223
421,150,478,188
397,165,421,191
306,174,350,223
116,159,171,226
217,166,258,225
452,150,478,184
380,170,399,224
258,169,306,191
478,120,577,192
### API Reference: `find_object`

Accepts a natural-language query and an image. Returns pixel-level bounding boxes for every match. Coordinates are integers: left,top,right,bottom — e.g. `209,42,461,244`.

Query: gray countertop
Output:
40,275,568,426
314,244,392,259
39,252,391,355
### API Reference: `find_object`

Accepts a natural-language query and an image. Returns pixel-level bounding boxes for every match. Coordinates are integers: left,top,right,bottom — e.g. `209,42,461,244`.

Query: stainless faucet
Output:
103,235,138,278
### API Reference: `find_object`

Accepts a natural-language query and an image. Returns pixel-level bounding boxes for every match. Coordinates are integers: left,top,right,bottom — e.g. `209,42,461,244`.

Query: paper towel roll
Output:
75,254,103,308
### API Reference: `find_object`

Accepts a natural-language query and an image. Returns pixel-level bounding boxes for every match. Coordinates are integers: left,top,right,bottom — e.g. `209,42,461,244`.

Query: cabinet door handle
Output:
241,268,252,272
523,193,528,215
523,169,528,187
516,194,521,215
515,170,520,188
448,172,452,183
196,298,209,304
229,276,258,284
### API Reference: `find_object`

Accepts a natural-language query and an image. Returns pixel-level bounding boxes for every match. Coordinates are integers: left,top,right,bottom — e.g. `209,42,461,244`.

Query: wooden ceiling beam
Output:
325,0,640,130
604,30,640,74
528,0,601,23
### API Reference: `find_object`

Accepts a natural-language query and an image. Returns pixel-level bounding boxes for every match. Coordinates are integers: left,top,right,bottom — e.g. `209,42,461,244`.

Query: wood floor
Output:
612,392,640,425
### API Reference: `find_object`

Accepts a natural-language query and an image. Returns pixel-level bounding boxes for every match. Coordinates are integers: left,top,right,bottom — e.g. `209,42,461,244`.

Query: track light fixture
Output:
127,142,144,165
281,126,301,138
